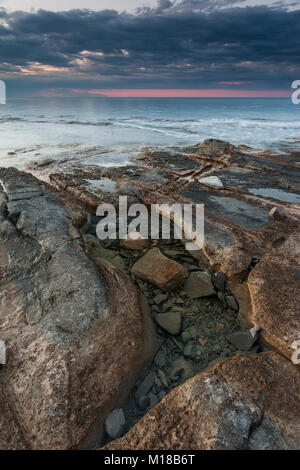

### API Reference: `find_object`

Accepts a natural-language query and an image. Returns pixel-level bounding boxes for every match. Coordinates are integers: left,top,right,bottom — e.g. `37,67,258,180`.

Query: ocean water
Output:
0,97,299,169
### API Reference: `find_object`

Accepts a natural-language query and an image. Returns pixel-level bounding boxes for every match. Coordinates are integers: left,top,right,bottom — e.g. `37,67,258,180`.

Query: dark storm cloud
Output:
0,2,299,91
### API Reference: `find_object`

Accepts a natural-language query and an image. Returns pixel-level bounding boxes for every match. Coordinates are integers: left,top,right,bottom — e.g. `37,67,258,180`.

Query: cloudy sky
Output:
0,0,299,97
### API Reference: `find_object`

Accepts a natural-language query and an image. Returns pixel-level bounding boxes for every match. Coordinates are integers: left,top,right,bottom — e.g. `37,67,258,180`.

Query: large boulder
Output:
0,168,156,450
104,352,300,450
247,230,300,361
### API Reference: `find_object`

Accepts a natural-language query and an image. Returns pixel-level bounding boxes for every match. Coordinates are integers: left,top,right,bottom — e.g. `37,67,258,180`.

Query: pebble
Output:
212,271,226,293
157,369,169,388
105,409,126,439
153,294,168,305
184,272,216,299
181,326,197,344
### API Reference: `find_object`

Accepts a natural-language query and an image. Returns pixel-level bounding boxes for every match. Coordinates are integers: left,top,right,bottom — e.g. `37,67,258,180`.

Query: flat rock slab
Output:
137,151,200,171
131,248,188,292
231,152,300,185
184,186,269,230
104,352,300,450
215,167,300,203
0,168,155,449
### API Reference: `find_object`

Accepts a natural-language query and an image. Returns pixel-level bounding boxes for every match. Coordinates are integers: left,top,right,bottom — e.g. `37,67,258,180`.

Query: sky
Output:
0,0,299,97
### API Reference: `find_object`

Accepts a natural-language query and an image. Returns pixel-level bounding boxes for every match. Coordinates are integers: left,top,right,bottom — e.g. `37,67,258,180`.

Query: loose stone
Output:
184,271,216,299
154,312,182,335
105,409,126,440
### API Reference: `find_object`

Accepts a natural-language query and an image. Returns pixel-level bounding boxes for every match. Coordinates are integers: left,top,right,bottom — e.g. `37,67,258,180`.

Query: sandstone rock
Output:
0,340,5,365
105,409,125,440
0,168,156,450
184,272,216,299
247,230,300,362
131,248,188,292
104,353,300,450
154,312,182,335
199,176,224,188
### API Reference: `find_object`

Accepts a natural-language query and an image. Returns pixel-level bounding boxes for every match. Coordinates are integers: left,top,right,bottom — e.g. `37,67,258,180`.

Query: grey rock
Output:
154,312,182,335
183,342,196,359
181,326,197,344
162,300,174,312
0,340,5,365
105,409,126,439
154,350,166,368
170,358,194,382
227,328,259,351
212,271,226,293
225,295,239,311
148,393,159,408
157,369,168,388
153,294,168,305
199,176,224,188
138,395,151,410
135,371,156,402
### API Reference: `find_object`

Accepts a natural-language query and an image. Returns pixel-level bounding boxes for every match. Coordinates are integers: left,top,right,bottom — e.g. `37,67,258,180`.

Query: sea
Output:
0,97,299,170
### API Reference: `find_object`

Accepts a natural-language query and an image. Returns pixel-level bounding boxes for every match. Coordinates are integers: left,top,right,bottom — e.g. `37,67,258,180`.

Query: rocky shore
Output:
0,139,299,450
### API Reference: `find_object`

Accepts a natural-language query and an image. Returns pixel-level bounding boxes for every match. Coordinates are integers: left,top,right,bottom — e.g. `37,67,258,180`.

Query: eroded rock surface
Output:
0,168,156,449
104,352,300,450
247,230,300,361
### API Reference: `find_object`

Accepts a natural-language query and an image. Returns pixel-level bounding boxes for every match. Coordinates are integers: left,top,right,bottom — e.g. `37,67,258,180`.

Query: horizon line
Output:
38,88,292,98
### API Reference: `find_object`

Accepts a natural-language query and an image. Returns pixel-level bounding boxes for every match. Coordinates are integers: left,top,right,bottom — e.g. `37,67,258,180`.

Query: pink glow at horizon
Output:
68,88,291,98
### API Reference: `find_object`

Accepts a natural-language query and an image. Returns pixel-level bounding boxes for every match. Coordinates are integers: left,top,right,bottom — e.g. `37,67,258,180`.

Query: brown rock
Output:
247,230,300,362
104,352,300,450
131,248,188,292
0,168,156,450
184,271,216,299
